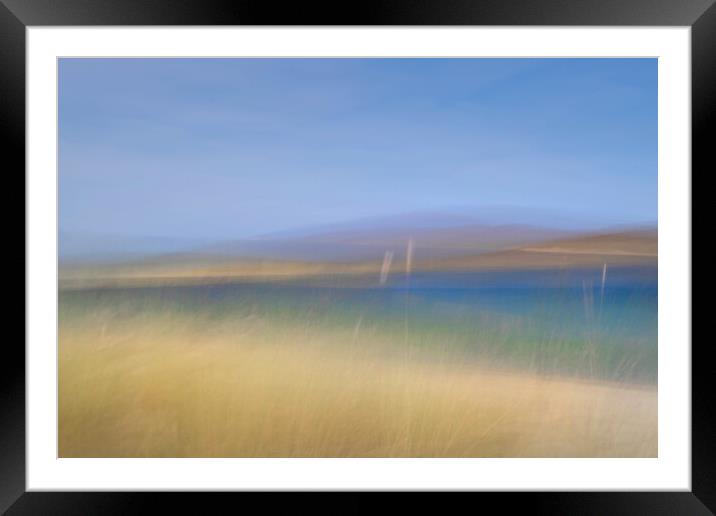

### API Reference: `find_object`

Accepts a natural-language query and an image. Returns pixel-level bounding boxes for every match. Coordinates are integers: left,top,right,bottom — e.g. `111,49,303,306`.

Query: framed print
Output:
3,0,709,513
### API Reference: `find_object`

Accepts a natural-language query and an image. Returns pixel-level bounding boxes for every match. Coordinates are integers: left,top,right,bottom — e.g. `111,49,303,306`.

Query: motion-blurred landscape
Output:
59,58,657,457
59,212,657,457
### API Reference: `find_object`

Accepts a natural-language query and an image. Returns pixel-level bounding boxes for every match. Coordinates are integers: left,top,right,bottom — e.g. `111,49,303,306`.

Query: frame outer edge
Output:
0,0,715,26
0,1,27,514
692,1,716,512
4,0,711,512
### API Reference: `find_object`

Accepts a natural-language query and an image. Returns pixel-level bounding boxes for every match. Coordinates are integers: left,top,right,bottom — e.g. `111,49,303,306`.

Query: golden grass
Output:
59,314,657,458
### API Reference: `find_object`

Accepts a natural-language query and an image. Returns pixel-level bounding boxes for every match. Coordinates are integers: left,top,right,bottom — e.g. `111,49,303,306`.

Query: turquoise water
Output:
59,266,657,384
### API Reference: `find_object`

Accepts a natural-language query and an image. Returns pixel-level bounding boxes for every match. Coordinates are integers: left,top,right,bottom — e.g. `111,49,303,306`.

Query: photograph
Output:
58,57,658,458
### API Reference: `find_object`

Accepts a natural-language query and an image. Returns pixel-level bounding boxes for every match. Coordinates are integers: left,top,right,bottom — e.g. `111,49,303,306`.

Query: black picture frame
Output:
3,1,708,513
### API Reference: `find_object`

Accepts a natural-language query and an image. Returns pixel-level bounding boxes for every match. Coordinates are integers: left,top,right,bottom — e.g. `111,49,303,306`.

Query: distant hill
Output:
60,207,655,265
59,227,657,290
191,207,589,263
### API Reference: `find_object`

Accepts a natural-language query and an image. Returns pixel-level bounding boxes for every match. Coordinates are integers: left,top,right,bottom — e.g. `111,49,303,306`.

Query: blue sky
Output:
59,58,657,240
